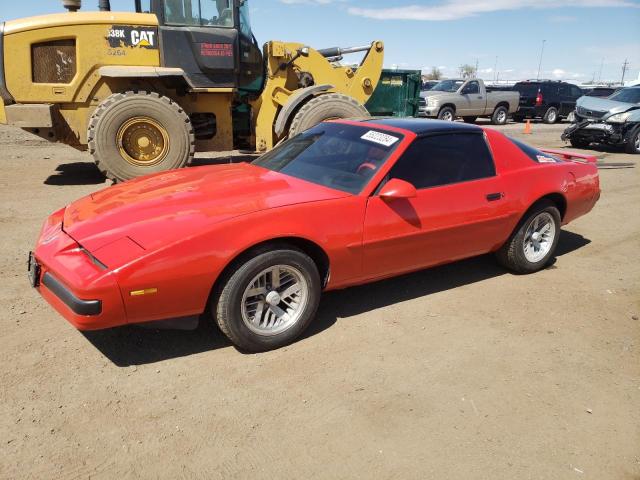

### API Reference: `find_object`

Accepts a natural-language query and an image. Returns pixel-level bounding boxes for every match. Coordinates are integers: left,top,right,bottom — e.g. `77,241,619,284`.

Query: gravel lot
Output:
1,120,638,479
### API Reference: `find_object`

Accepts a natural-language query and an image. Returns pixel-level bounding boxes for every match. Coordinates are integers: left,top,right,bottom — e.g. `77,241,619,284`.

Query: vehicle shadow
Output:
44,162,107,186
84,230,590,366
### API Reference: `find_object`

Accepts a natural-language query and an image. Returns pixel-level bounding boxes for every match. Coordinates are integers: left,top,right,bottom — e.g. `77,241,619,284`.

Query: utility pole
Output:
621,59,629,85
475,58,479,78
597,58,604,83
536,39,546,80
493,55,498,83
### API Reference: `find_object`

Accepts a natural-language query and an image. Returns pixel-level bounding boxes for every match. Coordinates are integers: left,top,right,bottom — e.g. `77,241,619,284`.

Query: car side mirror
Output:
378,179,417,201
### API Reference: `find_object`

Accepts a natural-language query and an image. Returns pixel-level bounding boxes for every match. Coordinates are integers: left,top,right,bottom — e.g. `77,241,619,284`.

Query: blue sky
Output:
1,0,639,83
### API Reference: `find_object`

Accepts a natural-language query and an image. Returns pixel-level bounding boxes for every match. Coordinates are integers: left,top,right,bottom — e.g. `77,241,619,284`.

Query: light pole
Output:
536,40,546,80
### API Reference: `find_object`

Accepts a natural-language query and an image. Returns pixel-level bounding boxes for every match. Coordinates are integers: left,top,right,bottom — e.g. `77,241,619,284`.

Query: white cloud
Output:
348,0,638,21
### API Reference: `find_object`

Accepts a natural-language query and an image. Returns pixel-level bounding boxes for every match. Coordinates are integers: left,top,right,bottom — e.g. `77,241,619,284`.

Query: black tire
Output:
495,200,561,274
88,91,195,182
491,106,509,125
462,116,477,124
542,106,559,124
512,115,524,123
214,247,321,352
624,126,640,154
569,138,590,149
438,106,455,121
288,93,368,137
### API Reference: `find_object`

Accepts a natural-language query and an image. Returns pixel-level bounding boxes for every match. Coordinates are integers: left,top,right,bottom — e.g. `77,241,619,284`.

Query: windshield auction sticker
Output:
361,130,400,147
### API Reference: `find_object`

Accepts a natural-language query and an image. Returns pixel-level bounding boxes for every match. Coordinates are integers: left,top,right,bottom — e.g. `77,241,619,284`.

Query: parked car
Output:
421,80,439,91
29,119,600,352
562,86,640,154
512,80,583,124
583,87,619,98
418,78,519,124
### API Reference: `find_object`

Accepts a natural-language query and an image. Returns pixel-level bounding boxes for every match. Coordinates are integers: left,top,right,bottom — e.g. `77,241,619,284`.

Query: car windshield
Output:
608,88,640,104
252,123,403,194
431,80,464,92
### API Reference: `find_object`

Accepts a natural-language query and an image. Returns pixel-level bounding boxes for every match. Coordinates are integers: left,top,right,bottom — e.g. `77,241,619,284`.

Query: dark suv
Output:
512,81,584,124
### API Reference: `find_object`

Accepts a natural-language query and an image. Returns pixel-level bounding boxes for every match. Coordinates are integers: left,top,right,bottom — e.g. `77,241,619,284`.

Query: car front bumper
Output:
417,105,438,117
562,119,628,145
31,208,127,330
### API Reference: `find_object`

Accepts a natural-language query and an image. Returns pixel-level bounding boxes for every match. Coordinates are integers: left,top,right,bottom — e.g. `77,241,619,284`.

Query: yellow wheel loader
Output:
0,0,389,182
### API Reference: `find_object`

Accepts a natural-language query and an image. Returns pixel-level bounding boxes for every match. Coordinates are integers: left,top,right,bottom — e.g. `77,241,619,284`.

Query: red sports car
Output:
29,119,600,352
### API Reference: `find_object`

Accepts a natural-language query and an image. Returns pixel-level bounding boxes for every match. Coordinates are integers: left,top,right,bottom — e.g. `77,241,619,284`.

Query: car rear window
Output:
509,137,561,164
513,83,539,96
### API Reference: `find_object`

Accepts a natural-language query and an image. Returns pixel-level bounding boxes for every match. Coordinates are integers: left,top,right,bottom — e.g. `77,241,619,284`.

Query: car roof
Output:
354,117,483,135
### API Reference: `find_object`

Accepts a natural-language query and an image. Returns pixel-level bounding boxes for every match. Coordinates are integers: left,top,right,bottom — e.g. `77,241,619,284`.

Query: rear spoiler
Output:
540,148,598,164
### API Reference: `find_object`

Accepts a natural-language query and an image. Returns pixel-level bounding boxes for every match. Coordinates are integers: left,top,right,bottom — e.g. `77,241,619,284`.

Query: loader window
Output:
165,0,233,27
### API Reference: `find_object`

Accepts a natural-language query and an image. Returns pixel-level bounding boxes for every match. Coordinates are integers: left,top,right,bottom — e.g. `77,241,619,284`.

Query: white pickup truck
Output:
418,79,520,125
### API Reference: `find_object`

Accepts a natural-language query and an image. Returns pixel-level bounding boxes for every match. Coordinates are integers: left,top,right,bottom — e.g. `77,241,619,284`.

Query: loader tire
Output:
288,93,369,137
88,91,195,182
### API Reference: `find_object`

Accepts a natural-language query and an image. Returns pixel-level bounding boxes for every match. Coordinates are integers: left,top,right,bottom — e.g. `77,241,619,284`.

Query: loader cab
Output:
143,0,264,92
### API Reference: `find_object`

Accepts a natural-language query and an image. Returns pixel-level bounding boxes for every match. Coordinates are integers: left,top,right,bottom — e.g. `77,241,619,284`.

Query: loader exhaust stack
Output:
62,0,82,12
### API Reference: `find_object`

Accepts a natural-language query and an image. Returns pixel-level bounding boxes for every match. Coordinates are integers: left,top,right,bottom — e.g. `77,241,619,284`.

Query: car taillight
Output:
535,91,543,106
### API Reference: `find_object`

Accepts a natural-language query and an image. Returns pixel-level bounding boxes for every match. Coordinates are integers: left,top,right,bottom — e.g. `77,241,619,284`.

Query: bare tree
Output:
458,64,477,79
424,66,443,81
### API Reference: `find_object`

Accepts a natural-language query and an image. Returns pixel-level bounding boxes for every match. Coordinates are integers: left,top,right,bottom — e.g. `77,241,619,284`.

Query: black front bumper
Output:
41,272,102,316
562,120,626,145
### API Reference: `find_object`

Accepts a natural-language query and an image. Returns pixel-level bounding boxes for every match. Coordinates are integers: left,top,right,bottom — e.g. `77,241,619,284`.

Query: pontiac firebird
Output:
29,119,600,352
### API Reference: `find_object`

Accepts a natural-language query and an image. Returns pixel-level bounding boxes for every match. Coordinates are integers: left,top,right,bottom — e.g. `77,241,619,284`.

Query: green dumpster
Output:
365,69,422,118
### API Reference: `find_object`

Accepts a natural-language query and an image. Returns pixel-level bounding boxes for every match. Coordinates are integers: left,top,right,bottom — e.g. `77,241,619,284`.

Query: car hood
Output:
63,163,349,254
576,95,639,117
421,91,451,99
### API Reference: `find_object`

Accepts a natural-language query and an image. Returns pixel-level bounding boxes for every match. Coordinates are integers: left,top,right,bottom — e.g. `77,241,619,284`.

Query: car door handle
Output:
486,192,503,201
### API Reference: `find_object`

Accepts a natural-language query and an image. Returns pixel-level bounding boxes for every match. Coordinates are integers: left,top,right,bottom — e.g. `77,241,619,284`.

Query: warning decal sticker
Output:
360,130,400,147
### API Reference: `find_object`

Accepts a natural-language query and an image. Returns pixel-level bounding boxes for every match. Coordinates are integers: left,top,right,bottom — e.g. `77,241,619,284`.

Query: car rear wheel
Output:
624,126,640,154
495,200,561,274
491,106,509,125
462,116,477,123
438,106,455,121
543,107,559,124
214,247,321,352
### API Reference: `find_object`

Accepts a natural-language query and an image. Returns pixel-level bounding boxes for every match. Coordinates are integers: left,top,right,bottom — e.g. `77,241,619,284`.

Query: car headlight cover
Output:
427,97,437,106
606,112,632,123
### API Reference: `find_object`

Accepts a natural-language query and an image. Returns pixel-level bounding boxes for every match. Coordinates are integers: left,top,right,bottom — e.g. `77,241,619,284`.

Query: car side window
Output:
386,133,496,190
464,81,480,94
570,86,583,98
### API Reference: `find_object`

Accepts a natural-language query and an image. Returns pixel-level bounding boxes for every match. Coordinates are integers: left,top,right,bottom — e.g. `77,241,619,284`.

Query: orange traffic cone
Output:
523,119,532,134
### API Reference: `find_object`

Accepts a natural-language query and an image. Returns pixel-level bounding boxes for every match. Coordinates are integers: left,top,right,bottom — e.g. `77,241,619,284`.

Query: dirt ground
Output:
1,119,638,479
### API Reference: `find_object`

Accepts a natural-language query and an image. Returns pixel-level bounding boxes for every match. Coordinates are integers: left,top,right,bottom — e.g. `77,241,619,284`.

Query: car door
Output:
362,132,513,280
459,81,482,115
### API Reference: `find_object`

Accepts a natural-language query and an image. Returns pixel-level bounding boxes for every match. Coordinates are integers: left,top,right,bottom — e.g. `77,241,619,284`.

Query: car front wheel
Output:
495,201,561,274
624,126,640,154
214,247,321,352
438,107,455,121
